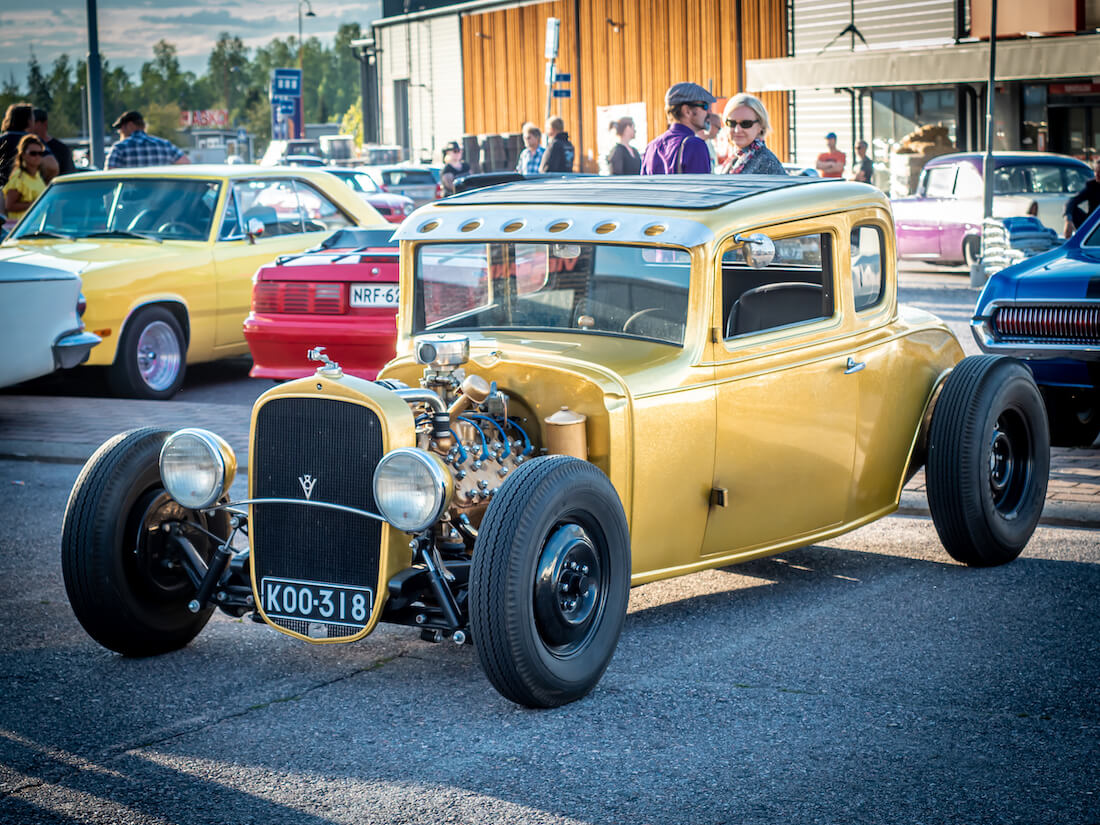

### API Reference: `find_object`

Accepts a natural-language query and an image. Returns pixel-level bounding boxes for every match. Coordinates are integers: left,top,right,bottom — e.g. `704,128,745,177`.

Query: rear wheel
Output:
963,235,981,269
108,306,186,400
61,428,229,655
469,456,630,708
926,356,1049,566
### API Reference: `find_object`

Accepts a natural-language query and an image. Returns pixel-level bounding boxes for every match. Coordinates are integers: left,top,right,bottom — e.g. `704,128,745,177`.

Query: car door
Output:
701,222,858,558
895,164,957,259
210,178,353,349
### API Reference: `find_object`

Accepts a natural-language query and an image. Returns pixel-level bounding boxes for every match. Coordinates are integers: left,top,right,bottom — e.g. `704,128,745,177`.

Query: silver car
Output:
360,165,439,207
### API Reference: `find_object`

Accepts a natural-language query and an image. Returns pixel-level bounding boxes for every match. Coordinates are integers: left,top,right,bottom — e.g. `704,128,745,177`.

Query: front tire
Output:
61,428,229,655
108,306,186,399
926,356,1049,566
469,456,630,708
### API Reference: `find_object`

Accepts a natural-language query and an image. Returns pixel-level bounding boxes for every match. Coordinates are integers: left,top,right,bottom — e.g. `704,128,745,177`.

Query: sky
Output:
0,0,383,87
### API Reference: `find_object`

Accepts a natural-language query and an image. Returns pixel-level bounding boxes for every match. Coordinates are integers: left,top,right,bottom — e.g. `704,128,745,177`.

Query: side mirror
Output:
735,233,776,269
247,217,265,241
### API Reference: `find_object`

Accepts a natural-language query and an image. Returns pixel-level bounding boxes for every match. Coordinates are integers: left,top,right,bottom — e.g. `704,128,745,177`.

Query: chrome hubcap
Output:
136,320,181,392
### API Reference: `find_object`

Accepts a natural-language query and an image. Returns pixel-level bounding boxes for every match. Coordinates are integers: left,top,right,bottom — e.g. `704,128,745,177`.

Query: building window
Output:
1022,85,1048,152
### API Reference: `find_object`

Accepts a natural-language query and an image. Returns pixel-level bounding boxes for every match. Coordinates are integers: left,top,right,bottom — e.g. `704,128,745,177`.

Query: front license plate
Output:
261,576,374,628
350,283,399,307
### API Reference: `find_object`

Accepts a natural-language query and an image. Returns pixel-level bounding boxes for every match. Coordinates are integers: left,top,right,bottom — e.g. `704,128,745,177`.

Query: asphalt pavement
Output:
0,389,1097,528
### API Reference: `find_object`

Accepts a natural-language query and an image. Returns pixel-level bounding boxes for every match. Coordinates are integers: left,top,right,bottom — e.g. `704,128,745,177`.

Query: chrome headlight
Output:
373,448,453,533
159,429,237,510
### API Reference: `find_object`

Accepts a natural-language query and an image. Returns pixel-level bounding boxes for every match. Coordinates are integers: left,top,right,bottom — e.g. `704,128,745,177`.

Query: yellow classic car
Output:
1,165,384,398
61,176,1050,708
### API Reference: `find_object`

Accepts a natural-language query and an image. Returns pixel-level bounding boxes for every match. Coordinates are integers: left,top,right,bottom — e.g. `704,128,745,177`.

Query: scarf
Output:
722,137,766,175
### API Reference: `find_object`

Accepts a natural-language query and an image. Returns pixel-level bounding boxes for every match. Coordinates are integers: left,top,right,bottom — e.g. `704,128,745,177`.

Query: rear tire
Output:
963,235,981,269
926,356,1049,566
108,306,186,400
61,428,229,655
469,456,630,708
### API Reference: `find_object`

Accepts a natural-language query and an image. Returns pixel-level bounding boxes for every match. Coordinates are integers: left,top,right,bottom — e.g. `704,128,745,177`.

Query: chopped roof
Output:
438,174,824,210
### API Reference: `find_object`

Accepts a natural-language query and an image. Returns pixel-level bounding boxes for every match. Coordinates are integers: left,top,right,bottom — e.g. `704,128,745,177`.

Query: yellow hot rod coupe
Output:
62,176,1050,708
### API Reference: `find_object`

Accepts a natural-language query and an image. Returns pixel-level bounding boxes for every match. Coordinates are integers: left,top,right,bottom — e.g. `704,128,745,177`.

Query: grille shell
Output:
993,305,1100,345
251,396,385,639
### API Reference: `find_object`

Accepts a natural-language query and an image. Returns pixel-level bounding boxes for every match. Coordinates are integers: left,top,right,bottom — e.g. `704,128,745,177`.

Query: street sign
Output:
270,68,302,98
544,17,560,59
554,72,571,84
237,127,248,143
552,88,571,98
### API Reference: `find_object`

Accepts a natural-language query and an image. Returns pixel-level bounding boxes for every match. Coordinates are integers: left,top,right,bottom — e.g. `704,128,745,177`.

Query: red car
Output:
324,167,416,224
244,227,399,381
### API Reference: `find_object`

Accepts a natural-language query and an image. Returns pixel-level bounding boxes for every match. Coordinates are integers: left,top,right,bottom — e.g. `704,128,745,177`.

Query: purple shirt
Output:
640,124,712,175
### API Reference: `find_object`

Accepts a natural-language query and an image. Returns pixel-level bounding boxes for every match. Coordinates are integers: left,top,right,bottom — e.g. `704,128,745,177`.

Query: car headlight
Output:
159,429,237,510
373,448,453,533
403,202,414,215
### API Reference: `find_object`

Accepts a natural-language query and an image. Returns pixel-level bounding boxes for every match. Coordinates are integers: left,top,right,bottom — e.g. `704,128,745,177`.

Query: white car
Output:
0,253,100,389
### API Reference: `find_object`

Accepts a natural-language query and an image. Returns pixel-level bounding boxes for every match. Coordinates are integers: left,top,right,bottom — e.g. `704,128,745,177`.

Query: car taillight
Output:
252,282,347,314
77,292,87,317
435,183,444,199
379,184,389,192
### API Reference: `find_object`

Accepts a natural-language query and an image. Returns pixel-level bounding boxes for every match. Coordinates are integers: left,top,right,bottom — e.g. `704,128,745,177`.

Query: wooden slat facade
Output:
461,0,789,171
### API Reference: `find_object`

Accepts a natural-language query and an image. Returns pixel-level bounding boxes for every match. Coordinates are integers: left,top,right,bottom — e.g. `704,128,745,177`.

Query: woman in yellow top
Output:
3,134,47,225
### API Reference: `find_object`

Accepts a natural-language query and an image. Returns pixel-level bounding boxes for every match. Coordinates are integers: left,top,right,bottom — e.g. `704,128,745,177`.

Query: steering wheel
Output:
621,307,662,334
126,209,154,231
156,220,202,237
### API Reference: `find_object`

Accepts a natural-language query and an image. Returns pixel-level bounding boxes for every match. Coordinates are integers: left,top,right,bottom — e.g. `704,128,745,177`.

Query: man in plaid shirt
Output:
514,122,544,175
105,110,190,169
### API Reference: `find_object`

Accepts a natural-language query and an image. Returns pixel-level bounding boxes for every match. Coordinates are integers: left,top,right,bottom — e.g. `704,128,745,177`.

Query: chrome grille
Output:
251,396,384,637
993,305,1100,344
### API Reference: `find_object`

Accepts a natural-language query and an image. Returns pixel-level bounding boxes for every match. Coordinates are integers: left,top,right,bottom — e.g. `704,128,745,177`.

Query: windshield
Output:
413,241,691,345
12,177,222,242
992,164,1089,195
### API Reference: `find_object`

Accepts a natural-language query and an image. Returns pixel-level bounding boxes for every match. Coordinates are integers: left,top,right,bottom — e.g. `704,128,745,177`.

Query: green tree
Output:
45,56,81,138
27,53,52,112
207,33,250,125
339,102,362,148
138,40,197,110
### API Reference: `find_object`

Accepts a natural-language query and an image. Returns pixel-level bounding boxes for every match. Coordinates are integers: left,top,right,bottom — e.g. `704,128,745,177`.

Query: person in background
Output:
606,116,641,175
3,134,47,228
105,110,189,169
697,112,720,172
849,139,873,183
0,102,35,187
439,141,470,195
539,117,575,173
1064,158,1100,237
31,108,74,182
815,132,845,178
515,123,545,175
718,93,786,176
641,82,715,175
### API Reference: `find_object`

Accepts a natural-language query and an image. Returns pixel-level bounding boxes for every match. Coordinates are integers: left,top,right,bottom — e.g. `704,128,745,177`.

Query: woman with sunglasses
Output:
718,94,786,176
3,134,47,226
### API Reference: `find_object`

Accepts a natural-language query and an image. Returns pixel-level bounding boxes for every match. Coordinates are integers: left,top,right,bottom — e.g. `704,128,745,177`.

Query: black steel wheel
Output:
1043,389,1100,448
61,428,229,655
107,306,186,400
469,455,630,708
927,356,1049,566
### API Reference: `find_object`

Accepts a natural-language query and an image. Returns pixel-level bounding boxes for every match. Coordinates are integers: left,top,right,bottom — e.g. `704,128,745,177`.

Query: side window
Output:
721,232,835,339
954,164,983,199
924,166,957,198
218,186,243,240
233,179,299,237
851,225,885,312
292,180,353,233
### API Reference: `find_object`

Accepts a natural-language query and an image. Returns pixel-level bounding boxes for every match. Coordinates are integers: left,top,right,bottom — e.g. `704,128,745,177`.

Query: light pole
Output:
297,0,315,140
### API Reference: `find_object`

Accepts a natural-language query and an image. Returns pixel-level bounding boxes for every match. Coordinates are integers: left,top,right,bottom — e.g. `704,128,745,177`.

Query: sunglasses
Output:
726,119,759,130
689,102,710,110
26,150,44,156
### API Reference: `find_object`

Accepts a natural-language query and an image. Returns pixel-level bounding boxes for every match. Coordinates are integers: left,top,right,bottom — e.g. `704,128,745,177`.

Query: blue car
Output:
971,206,1100,447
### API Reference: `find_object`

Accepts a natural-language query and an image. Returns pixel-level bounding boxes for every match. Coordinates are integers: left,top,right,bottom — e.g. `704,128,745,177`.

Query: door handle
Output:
844,357,866,375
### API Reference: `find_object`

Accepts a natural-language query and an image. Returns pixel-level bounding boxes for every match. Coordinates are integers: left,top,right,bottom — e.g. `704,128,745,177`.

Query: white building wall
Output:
789,0,956,167
377,13,465,163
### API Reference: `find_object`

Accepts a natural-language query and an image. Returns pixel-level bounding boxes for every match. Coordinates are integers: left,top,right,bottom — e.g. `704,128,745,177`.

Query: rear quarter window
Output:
851,225,885,312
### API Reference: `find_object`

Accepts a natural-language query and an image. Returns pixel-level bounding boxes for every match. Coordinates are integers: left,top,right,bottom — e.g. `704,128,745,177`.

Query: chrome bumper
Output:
52,330,101,370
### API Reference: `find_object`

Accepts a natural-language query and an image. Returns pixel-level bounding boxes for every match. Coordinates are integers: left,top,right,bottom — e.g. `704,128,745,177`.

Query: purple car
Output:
892,152,1091,266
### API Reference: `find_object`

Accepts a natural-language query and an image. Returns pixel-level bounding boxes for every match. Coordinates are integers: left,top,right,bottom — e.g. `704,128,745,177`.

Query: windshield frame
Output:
411,239,694,347
9,176,224,243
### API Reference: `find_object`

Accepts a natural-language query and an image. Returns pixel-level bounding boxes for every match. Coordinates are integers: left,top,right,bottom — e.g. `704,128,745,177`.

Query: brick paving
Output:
1,393,1097,526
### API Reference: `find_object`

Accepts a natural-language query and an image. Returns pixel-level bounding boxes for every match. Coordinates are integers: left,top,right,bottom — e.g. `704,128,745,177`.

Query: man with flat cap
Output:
105,110,190,169
641,82,716,175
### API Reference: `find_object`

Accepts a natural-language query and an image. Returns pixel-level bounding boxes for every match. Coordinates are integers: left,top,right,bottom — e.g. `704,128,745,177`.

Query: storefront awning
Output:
746,34,1100,92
